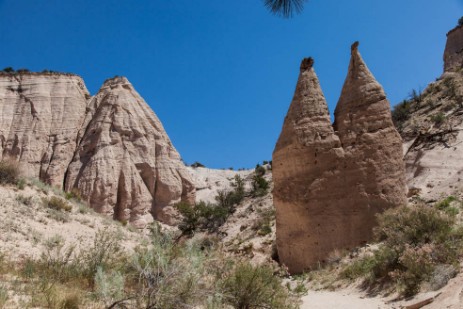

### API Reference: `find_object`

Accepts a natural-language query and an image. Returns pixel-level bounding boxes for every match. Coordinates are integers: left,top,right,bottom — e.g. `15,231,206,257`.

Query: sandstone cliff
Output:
0,72,195,226
444,24,463,72
0,73,88,187
273,44,406,273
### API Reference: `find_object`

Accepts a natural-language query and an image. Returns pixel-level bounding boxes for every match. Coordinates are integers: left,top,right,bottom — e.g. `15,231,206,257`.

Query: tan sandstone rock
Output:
444,25,463,72
65,77,195,227
0,73,88,187
273,44,406,274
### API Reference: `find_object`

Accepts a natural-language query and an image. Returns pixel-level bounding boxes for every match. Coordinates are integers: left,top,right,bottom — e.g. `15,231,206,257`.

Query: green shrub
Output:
176,201,229,234
94,267,125,306
255,164,266,176
16,178,26,190
391,100,412,129
221,262,298,309
2,67,14,73
251,174,269,197
45,197,72,212
0,284,8,308
342,203,463,296
430,112,446,125
127,225,223,309
64,188,82,202
435,196,460,216
0,160,19,185
190,161,205,168
16,194,33,206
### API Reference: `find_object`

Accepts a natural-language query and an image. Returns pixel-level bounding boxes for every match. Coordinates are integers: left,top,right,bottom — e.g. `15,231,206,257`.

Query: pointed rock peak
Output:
335,42,386,115
288,57,330,120
274,57,337,152
300,57,314,72
351,41,359,52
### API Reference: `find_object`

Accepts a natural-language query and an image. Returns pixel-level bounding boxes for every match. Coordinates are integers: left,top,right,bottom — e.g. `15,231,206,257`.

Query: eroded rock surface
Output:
0,73,88,186
0,73,195,227
444,25,463,72
65,77,195,226
273,44,406,273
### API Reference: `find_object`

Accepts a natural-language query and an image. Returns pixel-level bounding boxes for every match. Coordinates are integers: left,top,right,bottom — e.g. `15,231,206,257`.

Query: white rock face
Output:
0,73,88,186
0,73,195,227
65,77,195,226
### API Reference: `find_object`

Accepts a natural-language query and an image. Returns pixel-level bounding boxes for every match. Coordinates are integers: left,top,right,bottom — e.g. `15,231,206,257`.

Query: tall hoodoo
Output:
444,24,463,72
273,44,406,274
334,42,407,249
65,77,195,227
273,58,345,273
0,73,88,187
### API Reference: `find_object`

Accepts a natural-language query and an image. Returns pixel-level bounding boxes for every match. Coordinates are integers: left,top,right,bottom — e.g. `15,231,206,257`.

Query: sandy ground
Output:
0,180,145,260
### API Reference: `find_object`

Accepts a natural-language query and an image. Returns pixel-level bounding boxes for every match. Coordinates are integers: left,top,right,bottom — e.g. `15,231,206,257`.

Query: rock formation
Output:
444,24,463,72
273,43,406,274
401,24,463,200
0,72,195,226
0,73,88,186
65,77,195,226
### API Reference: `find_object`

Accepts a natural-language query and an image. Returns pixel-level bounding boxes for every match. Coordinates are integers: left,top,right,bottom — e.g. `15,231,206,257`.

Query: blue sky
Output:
0,0,462,169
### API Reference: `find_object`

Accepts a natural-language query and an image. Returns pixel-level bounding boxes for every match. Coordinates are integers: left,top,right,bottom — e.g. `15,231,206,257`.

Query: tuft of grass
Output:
0,159,19,185
44,197,72,212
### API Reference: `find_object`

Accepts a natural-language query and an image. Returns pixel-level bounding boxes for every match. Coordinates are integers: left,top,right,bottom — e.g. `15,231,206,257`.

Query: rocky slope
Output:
0,72,195,226
400,24,463,200
272,43,406,274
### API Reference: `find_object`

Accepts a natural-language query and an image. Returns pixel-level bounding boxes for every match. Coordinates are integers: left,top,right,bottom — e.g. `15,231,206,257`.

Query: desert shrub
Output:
45,196,72,212
60,293,81,309
391,100,412,129
16,178,26,190
253,208,275,236
221,262,298,309
77,229,124,285
176,201,229,234
251,174,269,197
126,225,223,309
255,164,266,176
16,194,33,206
190,161,205,168
409,89,422,103
342,203,463,296
0,285,8,308
430,112,446,125
2,67,14,73
435,196,460,216
94,267,125,306
0,160,19,185
16,68,30,74
64,188,81,202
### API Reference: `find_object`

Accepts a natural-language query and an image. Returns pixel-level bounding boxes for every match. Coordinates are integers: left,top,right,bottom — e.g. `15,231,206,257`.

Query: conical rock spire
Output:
273,43,406,274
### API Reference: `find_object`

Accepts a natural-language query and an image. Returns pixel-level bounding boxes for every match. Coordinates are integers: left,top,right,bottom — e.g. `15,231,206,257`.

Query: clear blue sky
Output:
0,0,461,169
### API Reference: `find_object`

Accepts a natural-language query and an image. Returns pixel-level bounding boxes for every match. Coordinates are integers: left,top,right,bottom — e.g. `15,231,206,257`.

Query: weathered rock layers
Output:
0,73,195,226
273,43,406,274
444,25,463,72
0,73,88,186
